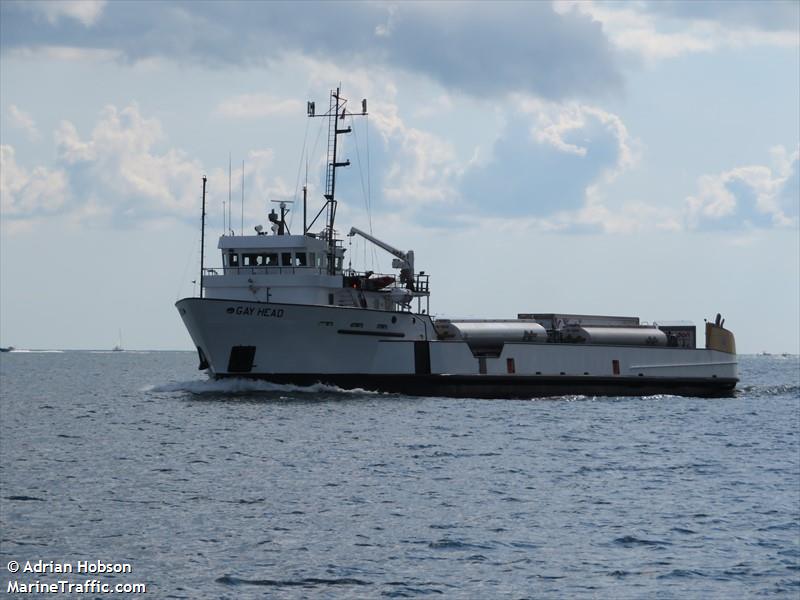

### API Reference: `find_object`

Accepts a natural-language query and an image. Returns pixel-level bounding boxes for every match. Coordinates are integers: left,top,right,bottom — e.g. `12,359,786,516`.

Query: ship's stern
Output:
705,319,738,385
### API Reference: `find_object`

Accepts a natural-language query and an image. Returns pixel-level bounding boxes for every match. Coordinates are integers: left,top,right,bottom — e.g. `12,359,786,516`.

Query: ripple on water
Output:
613,535,672,548
427,539,494,551
216,575,372,588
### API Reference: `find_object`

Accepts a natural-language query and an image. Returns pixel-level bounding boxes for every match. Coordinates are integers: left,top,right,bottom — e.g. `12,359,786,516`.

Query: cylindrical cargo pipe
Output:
449,321,547,350
563,326,668,346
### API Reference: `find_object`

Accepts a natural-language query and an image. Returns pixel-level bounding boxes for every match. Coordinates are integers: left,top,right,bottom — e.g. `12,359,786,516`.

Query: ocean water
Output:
0,351,798,599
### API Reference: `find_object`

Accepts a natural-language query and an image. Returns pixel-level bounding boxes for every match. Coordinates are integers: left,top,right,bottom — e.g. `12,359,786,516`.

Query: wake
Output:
142,378,382,396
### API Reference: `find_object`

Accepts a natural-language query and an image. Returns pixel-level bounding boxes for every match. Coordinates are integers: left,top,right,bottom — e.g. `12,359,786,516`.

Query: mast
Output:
200,175,207,299
307,87,367,275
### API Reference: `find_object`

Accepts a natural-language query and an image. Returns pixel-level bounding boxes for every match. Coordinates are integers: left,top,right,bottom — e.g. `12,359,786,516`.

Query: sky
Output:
1,0,798,353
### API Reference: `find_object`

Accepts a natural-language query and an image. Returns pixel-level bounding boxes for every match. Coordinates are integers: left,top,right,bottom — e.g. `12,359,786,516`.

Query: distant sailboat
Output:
112,330,123,352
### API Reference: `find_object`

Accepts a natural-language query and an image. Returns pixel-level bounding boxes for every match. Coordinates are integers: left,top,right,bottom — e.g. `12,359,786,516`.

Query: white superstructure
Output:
176,87,737,398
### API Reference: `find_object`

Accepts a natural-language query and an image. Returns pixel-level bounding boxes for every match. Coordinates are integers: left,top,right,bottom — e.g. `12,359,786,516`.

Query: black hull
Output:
215,373,738,399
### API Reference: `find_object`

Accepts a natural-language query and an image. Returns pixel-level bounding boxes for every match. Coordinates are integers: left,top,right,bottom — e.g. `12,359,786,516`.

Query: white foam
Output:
88,350,151,354
142,378,382,396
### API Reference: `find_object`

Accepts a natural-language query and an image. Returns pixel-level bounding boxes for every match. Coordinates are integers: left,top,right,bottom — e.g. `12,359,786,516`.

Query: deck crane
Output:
348,226,416,290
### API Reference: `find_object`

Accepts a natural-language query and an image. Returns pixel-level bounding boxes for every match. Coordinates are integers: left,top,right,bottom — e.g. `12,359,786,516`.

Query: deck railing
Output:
203,266,329,277
202,267,431,302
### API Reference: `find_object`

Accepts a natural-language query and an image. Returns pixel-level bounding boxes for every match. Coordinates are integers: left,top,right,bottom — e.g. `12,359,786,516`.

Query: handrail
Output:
203,266,329,276
201,267,432,297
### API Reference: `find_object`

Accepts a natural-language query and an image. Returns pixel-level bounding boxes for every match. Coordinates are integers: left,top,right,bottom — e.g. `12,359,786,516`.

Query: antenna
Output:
200,175,207,299
269,199,294,236
228,153,232,235
241,159,244,236
304,154,309,235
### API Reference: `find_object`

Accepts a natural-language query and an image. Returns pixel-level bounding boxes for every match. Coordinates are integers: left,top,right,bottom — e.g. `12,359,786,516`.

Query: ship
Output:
176,87,738,399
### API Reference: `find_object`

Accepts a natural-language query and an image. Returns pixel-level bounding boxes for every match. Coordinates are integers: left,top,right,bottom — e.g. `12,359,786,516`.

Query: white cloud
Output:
52,104,204,224
2,103,308,232
7,105,40,140
216,94,303,119
20,0,106,27
6,45,120,62
522,99,638,178
287,74,462,218
458,99,640,229
0,144,69,221
557,0,799,62
686,145,799,229
372,101,460,207
54,121,95,163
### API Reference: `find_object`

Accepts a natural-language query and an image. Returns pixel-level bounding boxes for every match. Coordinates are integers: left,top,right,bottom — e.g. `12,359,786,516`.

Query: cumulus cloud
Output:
15,0,106,27
558,0,799,62
7,104,40,140
459,101,637,217
334,92,646,234
686,145,799,229
50,104,204,225
3,103,307,231
367,101,460,209
0,144,69,219
0,1,621,101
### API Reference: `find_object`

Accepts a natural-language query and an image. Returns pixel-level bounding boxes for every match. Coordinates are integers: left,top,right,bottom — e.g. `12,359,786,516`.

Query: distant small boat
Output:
0,346,14,352
112,330,123,352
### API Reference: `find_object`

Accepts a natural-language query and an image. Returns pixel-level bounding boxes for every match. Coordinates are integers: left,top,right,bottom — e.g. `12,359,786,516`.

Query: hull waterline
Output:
214,372,738,399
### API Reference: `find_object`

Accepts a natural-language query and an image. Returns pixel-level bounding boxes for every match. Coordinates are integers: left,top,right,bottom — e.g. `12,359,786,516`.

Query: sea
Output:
0,351,798,599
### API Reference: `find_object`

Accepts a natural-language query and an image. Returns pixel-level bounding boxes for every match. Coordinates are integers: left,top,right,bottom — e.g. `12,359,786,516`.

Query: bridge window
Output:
226,251,239,267
294,252,307,267
281,252,292,266
265,253,278,266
